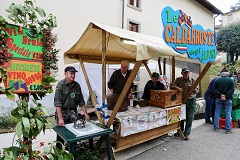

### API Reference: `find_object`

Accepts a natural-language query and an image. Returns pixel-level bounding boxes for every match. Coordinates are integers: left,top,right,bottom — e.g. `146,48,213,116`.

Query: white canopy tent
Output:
64,22,221,127
64,22,221,65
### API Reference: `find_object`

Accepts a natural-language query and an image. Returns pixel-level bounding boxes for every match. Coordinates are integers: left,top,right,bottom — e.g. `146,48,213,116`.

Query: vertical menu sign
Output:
5,24,43,93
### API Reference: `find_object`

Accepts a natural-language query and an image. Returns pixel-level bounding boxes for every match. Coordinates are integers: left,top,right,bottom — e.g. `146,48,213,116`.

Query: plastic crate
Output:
220,108,240,121
232,94,238,106
219,118,236,129
238,94,240,105
231,109,240,120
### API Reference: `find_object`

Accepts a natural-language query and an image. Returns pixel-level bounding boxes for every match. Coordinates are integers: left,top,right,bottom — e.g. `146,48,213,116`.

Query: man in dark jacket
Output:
142,72,166,101
204,73,221,124
213,69,235,134
107,60,133,111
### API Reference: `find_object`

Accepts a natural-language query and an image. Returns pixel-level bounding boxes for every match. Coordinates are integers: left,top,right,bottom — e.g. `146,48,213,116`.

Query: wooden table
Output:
53,121,113,159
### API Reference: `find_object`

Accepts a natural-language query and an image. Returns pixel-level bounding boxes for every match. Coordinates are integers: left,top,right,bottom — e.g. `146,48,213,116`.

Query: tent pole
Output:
163,58,166,75
182,62,212,103
102,30,107,103
79,58,104,124
107,61,143,128
143,61,152,77
172,56,175,82
158,57,162,75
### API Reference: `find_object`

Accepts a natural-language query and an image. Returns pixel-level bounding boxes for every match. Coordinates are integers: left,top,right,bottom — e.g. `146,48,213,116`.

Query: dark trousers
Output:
180,98,197,136
55,109,78,149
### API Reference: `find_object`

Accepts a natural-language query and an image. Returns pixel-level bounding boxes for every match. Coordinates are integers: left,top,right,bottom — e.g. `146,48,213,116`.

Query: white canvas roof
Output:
64,22,221,64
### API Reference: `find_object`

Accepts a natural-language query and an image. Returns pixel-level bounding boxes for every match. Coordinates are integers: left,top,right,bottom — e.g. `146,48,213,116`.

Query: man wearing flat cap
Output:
170,67,199,140
54,66,90,148
213,69,235,134
142,72,166,101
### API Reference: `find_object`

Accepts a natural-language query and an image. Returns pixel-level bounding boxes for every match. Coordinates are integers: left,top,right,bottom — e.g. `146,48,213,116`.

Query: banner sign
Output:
6,59,43,93
6,24,43,60
3,24,44,94
161,6,217,64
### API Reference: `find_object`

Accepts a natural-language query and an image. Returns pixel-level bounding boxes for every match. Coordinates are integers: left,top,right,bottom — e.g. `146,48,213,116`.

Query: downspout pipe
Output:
122,0,124,29
214,14,221,45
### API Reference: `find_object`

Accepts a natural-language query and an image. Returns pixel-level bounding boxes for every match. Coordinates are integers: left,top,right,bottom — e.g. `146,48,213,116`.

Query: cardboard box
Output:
150,90,182,108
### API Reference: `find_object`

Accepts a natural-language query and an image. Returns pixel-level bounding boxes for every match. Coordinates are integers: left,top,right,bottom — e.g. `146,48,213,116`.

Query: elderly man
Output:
213,69,235,134
107,60,133,112
54,66,90,149
170,67,199,140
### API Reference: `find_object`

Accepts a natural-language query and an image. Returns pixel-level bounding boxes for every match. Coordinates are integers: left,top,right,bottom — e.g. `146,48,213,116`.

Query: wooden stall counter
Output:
109,105,186,152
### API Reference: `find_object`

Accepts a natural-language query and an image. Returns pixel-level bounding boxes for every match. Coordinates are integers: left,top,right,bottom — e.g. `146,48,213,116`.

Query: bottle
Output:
130,98,134,107
103,98,109,124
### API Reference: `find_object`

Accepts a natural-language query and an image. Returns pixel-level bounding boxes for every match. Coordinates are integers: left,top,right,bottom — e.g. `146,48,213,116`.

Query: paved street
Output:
1,119,239,160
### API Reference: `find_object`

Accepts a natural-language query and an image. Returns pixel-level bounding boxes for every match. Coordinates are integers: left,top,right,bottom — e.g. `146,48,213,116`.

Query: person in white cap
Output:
213,69,235,134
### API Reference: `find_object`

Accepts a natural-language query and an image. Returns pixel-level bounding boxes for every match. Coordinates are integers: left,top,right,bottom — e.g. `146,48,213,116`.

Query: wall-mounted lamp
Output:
120,38,136,45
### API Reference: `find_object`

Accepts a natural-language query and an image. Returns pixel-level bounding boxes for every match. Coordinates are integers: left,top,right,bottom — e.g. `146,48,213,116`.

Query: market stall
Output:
64,21,221,151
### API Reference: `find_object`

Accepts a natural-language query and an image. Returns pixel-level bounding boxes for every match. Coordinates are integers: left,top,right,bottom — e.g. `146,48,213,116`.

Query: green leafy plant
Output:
75,142,100,160
0,97,73,160
5,1,57,32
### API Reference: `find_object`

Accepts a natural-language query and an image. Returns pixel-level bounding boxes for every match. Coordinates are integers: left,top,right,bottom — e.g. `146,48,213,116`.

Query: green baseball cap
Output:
152,72,159,78
181,67,189,73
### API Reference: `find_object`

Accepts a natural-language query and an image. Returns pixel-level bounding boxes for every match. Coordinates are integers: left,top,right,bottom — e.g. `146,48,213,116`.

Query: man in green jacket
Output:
54,66,90,148
213,69,235,134
170,67,198,140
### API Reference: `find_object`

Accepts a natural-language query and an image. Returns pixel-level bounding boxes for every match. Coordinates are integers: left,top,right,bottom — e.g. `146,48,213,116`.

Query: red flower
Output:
23,140,28,144
40,142,44,147
23,148,27,153
43,155,47,159
17,157,22,160
36,150,41,154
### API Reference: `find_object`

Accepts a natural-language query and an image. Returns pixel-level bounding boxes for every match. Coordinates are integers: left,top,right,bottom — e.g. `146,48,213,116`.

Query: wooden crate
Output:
150,90,182,108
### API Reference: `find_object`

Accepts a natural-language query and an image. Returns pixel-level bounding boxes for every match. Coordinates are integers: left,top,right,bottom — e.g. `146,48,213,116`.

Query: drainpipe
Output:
122,0,125,29
213,14,221,45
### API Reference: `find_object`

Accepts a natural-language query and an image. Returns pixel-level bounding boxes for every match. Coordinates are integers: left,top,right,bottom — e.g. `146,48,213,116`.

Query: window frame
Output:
128,0,142,11
127,19,141,33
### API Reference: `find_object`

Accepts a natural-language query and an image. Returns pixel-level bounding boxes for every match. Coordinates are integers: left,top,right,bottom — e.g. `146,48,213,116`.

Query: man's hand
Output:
128,92,132,99
85,113,90,121
58,118,65,126
221,94,226,101
177,88,183,92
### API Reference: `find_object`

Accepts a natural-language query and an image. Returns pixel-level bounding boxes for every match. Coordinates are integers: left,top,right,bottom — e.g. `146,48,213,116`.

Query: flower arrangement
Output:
0,16,14,99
